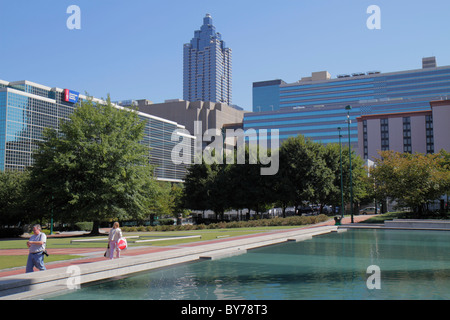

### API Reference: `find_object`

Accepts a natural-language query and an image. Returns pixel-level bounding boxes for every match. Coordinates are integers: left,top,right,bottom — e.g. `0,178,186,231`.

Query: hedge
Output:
121,214,329,232
0,228,23,238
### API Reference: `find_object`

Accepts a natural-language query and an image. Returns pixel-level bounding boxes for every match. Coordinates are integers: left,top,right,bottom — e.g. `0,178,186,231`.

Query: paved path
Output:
0,215,375,278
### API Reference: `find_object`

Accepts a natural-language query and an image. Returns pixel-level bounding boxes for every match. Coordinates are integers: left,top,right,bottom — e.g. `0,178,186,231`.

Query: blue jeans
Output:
26,252,46,273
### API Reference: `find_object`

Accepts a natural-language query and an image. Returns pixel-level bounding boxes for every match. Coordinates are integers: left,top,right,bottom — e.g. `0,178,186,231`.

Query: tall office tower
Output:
183,14,232,104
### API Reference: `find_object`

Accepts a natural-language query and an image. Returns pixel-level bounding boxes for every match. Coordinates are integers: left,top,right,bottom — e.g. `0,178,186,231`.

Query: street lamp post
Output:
338,127,344,220
51,195,54,235
345,105,354,223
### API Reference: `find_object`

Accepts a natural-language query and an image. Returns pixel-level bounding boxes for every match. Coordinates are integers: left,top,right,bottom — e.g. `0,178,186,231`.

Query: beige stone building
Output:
356,99,450,160
125,99,246,136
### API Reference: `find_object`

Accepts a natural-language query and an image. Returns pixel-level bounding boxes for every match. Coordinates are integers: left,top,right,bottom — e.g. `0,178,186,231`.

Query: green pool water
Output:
48,229,450,300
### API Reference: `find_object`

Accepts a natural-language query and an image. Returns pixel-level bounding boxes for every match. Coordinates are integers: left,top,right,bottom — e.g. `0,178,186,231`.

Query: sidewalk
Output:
0,215,374,279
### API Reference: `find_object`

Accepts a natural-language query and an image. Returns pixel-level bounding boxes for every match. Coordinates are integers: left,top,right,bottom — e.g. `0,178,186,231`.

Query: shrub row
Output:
121,214,329,232
74,222,94,231
0,228,24,238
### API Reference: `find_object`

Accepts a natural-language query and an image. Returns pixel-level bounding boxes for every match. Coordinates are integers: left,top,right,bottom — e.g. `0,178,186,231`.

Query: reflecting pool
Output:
48,229,450,300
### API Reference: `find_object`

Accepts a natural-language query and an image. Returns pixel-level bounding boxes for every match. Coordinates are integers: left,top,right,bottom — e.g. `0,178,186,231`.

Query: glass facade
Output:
278,67,450,109
183,14,232,104
380,118,389,151
0,92,6,170
362,120,368,159
248,61,450,149
0,80,193,182
425,114,434,154
244,105,358,147
402,117,412,154
252,80,285,112
143,117,192,181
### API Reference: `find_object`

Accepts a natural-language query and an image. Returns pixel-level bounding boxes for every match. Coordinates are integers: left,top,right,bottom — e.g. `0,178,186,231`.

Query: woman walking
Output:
108,222,123,259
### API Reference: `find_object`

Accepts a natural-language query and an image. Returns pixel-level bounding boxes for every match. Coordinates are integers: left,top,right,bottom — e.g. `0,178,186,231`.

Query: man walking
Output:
26,224,47,273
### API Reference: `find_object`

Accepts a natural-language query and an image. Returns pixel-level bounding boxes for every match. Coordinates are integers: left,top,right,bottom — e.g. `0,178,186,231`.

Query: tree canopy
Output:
28,96,157,233
0,170,31,226
370,150,450,214
181,135,370,218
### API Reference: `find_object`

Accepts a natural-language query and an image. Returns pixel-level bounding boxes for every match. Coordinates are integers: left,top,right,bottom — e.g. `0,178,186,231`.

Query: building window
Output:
363,120,368,159
380,118,389,151
403,117,412,153
425,115,434,154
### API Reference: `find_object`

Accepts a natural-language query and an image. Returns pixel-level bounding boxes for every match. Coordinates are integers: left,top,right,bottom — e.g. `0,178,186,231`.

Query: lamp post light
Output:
345,105,354,223
338,127,344,220
51,195,54,235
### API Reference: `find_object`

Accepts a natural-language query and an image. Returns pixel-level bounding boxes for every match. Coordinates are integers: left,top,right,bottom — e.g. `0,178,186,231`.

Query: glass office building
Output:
253,79,285,113
0,79,194,182
246,57,450,151
183,14,232,104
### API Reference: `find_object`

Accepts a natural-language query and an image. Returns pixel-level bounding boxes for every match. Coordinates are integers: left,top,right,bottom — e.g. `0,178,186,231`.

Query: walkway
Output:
0,216,376,299
0,215,373,279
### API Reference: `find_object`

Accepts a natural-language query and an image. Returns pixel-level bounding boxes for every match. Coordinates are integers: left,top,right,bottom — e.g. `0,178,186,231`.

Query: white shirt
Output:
108,228,122,242
29,232,46,254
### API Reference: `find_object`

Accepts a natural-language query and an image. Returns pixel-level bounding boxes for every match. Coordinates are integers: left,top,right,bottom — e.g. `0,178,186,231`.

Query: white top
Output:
108,228,122,242
29,232,46,254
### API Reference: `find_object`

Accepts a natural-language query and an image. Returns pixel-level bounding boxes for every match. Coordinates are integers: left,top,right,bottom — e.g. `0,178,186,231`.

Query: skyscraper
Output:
183,14,232,104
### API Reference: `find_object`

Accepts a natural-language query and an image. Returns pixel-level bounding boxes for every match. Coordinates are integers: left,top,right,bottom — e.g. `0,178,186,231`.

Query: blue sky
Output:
1,0,450,111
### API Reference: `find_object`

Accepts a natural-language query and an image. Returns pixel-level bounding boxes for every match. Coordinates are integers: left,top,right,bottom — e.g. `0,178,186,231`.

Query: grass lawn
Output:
0,255,83,270
0,225,316,250
0,225,317,270
362,212,405,224
122,226,309,246
0,236,111,250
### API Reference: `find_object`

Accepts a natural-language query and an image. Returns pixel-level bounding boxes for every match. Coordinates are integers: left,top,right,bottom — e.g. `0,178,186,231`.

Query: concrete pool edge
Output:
3,218,448,300
342,219,450,231
0,225,339,300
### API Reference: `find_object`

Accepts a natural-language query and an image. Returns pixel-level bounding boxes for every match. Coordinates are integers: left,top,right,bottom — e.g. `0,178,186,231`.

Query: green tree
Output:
323,143,371,212
226,145,275,217
371,151,449,215
438,150,450,205
0,170,31,226
182,145,276,220
320,143,342,209
170,183,191,220
207,162,232,220
150,181,174,218
150,182,190,222
278,135,333,212
182,159,214,214
28,95,157,234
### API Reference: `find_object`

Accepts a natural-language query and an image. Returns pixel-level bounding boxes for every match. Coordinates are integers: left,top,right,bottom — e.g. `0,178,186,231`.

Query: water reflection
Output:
49,229,450,300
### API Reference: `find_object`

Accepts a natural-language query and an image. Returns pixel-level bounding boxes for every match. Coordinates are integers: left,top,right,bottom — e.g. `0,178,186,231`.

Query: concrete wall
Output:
357,110,433,161
431,100,450,153
388,117,403,154
137,100,246,136
411,115,427,154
